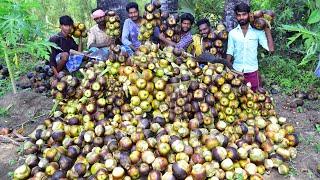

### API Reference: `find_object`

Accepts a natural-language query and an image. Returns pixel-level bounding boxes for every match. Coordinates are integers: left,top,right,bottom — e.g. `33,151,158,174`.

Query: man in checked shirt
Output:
158,13,194,50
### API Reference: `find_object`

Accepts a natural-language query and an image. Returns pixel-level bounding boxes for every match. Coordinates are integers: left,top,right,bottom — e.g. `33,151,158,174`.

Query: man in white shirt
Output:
226,3,274,91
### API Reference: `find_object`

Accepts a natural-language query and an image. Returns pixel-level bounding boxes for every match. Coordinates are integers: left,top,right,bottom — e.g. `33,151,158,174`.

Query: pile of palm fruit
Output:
13,27,298,180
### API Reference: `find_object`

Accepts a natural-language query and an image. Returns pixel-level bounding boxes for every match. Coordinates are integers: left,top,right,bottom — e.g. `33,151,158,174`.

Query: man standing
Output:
87,8,112,52
49,15,83,76
226,3,274,91
159,13,194,50
190,18,213,57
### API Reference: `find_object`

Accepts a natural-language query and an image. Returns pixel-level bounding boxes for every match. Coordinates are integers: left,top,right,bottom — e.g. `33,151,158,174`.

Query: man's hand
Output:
105,37,115,47
159,33,165,40
264,23,275,53
78,36,83,52
264,20,272,30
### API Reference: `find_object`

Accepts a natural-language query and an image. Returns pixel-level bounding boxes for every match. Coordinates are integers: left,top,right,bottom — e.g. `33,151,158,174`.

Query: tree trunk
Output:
223,0,250,32
153,0,179,14
97,0,129,23
161,0,179,14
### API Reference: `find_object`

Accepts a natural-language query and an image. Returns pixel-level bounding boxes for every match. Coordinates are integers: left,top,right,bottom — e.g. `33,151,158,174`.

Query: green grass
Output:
0,79,12,97
0,106,9,117
260,55,320,94
315,143,320,153
299,134,315,145
288,164,299,177
316,124,320,133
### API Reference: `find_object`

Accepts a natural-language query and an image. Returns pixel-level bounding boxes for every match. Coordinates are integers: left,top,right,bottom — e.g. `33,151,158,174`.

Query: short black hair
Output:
126,2,139,12
59,15,74,26
196,18,210,27
180,13,195,25
235,2,250,13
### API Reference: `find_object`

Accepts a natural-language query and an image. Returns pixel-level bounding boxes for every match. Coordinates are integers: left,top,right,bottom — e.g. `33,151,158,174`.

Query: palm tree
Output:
223,0,250,32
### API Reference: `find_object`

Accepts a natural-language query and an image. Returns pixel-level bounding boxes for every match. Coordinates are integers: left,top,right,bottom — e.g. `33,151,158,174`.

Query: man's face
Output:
181,20,192,33
95,16,106,26
236,11,249,26
199,23,210,38
61,24,72,35
128,8,139,21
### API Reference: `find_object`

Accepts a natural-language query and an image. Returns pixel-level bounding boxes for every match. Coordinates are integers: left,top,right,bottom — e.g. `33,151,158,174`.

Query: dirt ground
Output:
0,91,319,179
0,91,53,179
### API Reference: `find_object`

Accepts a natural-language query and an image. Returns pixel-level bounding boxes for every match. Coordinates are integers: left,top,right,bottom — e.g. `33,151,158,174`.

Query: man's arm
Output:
159,33,176,47
48,36,59,74
264,27,274,53
226,32,235,64
78,37,83,52
176,33,193,50
226,54,233,64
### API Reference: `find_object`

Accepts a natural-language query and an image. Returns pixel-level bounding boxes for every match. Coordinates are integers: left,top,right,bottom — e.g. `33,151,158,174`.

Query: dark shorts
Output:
244,70,261,92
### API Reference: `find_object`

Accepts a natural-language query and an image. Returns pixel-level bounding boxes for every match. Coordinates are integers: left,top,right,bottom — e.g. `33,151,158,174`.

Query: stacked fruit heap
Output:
286,89,319,108
13,42,299,180
20,64,54,93
202,23,228,57
105,10,121,38
0,64,9,79
71,22,87,38
138,1,162,42
249,10,275,30
159,13,181,46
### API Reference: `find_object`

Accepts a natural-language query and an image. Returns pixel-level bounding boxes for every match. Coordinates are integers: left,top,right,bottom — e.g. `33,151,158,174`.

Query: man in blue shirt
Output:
121,2,141,56
121,2,160,56
226,3,274,91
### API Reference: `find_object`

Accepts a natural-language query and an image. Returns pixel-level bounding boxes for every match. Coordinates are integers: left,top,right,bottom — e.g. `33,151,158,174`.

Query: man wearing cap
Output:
49,15,83,76
87,8,112,54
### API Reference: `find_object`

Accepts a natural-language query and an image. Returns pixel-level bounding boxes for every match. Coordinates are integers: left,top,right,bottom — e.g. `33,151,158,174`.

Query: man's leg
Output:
244,71,261,92
56,52,69,72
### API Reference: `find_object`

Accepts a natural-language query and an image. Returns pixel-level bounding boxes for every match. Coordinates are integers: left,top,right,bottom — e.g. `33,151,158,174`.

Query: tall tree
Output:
223,0,250,32
97,0,129,23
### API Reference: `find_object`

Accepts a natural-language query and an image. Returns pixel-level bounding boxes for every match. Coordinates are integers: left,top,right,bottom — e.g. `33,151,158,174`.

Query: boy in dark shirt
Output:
49,15,82,76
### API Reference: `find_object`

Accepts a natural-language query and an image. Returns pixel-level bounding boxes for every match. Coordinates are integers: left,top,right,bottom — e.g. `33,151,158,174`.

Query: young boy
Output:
49,15,83,76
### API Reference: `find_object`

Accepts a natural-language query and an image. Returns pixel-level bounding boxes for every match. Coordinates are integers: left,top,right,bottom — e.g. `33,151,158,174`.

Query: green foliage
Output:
0,79,12,97
0,0,54,59
281,4,320,66
179,0,224,26
0,0,57,93
0,106,10,117
39,0,96,34
316,124,320,133
260,55,320,93
7,171,14,179
253,0,320,67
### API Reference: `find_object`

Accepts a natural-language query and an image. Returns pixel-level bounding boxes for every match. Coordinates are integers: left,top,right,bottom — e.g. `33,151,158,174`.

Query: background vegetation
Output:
0,0,319,96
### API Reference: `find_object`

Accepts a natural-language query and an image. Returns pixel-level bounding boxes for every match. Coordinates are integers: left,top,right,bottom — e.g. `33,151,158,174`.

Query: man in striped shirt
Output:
158,13,194,50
